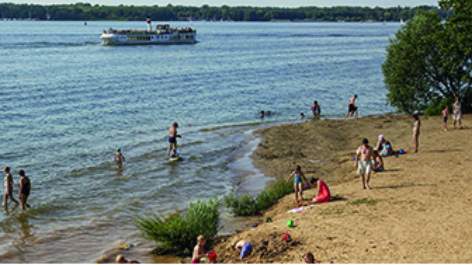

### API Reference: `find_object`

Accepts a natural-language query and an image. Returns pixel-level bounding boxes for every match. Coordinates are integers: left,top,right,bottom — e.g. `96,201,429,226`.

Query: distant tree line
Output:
0,3,451,22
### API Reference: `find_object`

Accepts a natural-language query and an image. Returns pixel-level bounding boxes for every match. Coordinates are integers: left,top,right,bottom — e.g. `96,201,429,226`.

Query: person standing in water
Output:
345,94,358,118
413,114,421,153
3,167,19,207
115,147,126,169
355,138,373,190
287,165,308,204
167,122,181,156
18,170,31,210
452,98,462,129
311,101,321,118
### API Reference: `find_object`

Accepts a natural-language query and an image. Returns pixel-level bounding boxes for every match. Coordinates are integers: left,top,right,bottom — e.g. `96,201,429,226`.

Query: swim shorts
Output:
241,243,253,258
443,117,448,123
168,137,176,143
357,160,372,175
453,111,461,121
349,104,357,112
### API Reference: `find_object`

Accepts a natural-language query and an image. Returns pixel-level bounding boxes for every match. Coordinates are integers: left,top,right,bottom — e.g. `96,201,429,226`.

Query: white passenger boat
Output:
100,23,197,46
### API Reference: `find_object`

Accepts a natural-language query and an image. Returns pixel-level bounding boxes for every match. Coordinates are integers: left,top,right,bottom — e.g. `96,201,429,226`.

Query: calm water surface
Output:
0,21,399,262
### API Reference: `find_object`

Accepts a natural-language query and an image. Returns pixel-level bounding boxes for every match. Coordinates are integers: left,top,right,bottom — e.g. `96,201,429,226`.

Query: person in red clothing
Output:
310,178,330,203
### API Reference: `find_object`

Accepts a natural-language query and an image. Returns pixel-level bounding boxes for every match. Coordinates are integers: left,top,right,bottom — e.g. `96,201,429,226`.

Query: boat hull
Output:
100,32,197,46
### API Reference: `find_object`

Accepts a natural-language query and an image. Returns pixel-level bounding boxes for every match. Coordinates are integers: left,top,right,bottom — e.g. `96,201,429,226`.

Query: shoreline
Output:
210,113,472,263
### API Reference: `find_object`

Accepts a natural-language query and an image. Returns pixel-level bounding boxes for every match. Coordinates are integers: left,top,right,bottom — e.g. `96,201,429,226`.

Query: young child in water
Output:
287,165,308,204
300,112,305,119
192,235,208,263
115,147,126,169
260,111,265,118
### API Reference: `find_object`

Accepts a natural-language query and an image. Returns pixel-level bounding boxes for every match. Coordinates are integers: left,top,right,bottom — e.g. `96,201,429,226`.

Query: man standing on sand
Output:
355,138,373,189
167,122,181,156
345,94,358,118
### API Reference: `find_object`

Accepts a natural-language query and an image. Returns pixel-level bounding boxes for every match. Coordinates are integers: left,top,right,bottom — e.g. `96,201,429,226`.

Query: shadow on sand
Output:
374,183,435,190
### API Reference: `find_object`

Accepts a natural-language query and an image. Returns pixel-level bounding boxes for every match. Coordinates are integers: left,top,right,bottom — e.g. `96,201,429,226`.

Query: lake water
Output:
0,20,399,262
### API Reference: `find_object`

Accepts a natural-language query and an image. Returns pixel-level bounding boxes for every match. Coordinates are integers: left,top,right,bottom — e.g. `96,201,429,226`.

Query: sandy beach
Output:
212,114,472,263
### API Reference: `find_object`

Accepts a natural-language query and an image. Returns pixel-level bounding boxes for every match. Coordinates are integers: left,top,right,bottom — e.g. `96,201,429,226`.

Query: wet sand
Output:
212,114,472,263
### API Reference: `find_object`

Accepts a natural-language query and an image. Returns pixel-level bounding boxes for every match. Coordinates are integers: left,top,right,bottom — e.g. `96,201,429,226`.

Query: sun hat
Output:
379,134,385,141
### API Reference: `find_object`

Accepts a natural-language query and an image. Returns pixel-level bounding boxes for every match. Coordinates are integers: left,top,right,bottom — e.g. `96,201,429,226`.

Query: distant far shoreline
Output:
0,3,450,23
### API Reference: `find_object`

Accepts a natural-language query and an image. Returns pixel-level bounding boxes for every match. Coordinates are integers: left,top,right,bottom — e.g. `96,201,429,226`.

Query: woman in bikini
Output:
413,114,421,153
3,167,19,207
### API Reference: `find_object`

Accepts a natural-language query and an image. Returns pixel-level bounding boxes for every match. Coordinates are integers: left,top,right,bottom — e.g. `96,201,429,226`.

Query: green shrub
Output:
134,198,221,255
424,97,454,116
225,179,305,216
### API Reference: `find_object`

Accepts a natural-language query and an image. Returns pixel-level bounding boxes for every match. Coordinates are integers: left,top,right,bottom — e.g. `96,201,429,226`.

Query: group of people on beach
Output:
441,97,463,131
3,167,31,211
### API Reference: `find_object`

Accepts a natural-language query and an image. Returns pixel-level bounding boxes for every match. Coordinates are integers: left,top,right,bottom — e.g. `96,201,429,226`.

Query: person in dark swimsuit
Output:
3,167,19,207
18,170,31,211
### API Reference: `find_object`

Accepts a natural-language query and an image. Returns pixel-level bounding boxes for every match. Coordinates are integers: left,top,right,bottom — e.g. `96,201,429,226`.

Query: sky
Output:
7,0,439,7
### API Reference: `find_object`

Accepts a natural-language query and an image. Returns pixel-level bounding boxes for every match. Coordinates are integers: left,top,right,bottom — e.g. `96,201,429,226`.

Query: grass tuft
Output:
349,198,378,205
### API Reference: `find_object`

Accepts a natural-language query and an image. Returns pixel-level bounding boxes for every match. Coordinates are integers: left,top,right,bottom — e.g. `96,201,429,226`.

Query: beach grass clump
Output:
134,198,221,255
225,179,300,216
349,198,378,206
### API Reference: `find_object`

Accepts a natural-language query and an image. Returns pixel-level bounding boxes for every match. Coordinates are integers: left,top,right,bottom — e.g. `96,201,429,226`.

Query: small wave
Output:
0,41,101,49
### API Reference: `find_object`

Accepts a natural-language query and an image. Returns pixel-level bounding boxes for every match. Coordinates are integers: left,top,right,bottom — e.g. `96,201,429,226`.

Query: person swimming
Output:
300,112,305,119
260,111,265,118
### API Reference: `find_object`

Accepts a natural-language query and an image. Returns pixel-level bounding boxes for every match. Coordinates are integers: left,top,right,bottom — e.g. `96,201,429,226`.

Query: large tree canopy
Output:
382,0,472,113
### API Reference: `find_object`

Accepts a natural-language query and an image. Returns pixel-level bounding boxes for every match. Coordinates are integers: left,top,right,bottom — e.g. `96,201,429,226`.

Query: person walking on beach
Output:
287,165,308,204
442,106,449,131
453,98,462,129
311,101,321,118
355,138,373,189
18,170,31,211
3,167,19,207
345,94,358,118
413,114,421,153
115,147,126,169
167,122,181,156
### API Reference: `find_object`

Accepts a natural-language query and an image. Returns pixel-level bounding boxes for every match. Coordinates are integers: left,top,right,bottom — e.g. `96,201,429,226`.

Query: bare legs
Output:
360,173,371,190
19,194,30,211
294,183,303,203
166,142,177,156
413,134,419,153
3,188,19,207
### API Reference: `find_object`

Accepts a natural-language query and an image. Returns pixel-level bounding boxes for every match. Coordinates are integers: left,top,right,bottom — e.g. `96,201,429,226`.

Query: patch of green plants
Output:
224,179,302,216
349,198,378,206
134,198,221,255
424,97,454,117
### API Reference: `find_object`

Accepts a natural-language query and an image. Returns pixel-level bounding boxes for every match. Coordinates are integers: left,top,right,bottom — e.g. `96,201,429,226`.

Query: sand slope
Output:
213,114,472,263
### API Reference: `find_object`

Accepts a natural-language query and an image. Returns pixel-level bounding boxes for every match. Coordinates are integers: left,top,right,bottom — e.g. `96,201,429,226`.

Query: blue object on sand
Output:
353,157,356,161
399,149,404,154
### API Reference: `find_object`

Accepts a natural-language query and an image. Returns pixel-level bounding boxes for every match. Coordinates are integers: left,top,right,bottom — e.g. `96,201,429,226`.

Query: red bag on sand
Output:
283,233,291,241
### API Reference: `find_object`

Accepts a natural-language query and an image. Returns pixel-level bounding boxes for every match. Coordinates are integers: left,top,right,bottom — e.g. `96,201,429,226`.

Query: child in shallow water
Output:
287,165,308,204
115,147,125,169
192,235,208,263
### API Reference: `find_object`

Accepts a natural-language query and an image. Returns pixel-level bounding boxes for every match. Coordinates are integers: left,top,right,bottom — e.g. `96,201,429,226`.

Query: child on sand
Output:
442,106,449,131
287,165,308,204
232,240,253,261
115,148,126,169
372,151,384,172
167,122,182,156
192,235,208,264
310,178,330,203
413,114,421,153
116,255,140,264
18,170,31,211
303,252,315,263
3,167,19,207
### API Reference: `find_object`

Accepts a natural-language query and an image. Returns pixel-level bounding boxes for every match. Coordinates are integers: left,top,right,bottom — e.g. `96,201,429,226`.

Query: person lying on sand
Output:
287,165,308,204
192,235,208,264
355,138,373,190
232,240,252,261
303,252,315,263
372,151,384,172
310,178,331,203
116,255,140,264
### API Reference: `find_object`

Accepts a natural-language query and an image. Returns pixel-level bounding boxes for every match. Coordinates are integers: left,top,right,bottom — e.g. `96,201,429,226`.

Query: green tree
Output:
382,8,472,113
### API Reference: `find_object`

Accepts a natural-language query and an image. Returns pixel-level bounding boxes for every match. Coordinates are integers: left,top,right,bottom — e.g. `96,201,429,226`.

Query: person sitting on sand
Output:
287,165,308,204
260,111,265,118
375,135,393,152
303,252,315,264
311,101,321,118
345,94,358,118
232,240,252,261
115,147,126,169
116,255,140,264
167,122,182,156
300,112,305,119
355,138,373,190
413,114,421,153
192,235,208,264
3,167,19,207
442,106,449,131
310,178,331,203
372,151,384,172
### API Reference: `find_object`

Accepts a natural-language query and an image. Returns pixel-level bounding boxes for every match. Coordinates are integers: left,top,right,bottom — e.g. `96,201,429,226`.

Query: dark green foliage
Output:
134,198,221,255
423,97,454,116
0,3,446,22
224,179,301,216
382,1,472,114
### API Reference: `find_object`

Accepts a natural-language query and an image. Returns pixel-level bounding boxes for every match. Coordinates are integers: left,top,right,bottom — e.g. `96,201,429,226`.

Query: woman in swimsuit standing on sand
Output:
413,114,421,153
